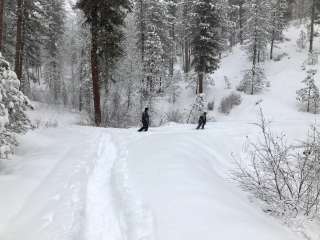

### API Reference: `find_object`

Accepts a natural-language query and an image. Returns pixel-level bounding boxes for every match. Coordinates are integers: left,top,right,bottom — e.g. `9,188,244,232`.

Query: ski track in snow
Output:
84,131,155,240
0,128,155,240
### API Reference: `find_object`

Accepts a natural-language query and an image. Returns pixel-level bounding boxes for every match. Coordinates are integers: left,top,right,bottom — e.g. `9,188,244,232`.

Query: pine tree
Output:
269,0,288,60
135,0,147,62
237,66,265,94
180,0,193,73
0,0,5,51
165,0,179,77
0,54,30,158
191,0,223,94
297,69,320,114
309,0,316,53
76,0,132,126
243,0,271,64
143,30,164,95
242,0,271,94
43,0,65,103
14,0,23,83
145,0,170,64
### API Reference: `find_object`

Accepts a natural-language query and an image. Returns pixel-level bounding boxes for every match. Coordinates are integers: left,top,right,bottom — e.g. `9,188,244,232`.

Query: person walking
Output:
196,112,207,130
138,108,150,132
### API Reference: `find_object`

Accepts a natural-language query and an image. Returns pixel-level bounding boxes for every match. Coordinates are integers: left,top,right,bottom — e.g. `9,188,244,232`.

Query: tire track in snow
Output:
85,131,155,240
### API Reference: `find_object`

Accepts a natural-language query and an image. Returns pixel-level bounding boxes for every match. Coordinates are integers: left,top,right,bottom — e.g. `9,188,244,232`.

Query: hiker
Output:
138,108,150,132
196,112,207,130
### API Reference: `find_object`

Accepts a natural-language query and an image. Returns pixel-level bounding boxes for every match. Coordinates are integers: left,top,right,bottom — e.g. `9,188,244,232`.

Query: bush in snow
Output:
234,110,320,217
296,69,320,114
296,30,307,50
237,66,265,95
207,100,215,111
160,109,185,125
187,94,207,123
219,92,242,114
307,52,318,66
224,76,232,89
0,55,31,158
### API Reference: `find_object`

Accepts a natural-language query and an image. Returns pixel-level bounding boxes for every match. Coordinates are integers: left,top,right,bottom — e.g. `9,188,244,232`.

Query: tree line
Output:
0,0,319,127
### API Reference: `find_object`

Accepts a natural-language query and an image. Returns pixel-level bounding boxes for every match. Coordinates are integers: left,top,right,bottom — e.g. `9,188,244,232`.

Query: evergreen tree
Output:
269,0,288,60
191,0,223,94
165,0,179,77
180,0,193,73
0,0,5,51
237,66,265,94
135,0,147,62
297,69,320,114
145,0,170,66
309,0,316,53
242,0,271,94
243,0,271,64
76,0,132,126
0,54,30,158
43,0,65,103
143,29,164,95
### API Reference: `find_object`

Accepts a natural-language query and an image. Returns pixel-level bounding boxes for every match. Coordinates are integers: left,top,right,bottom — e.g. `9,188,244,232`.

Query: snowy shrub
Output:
168,70,182,104
160,110,185,125
0,55,31,159
207,100,215,111
296,69,320,114
296,30,307,50
219,92,242,114
187,94,207,123
237,67,265,95
234,110,320,217
273,53,288,62
307,52,318,66
33,119,58,129
224,76,232,89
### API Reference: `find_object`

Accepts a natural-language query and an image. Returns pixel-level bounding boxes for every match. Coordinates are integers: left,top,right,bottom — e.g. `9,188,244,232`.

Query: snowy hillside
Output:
1,24,320,240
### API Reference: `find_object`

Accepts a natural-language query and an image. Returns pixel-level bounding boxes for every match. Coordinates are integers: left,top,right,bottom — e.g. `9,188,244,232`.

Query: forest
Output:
0,0,317,129
1,0,320,239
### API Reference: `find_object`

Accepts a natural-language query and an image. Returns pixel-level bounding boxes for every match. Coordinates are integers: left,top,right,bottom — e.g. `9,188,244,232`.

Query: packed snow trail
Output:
0,122,308,240
126,123,303,240
0,127,154,240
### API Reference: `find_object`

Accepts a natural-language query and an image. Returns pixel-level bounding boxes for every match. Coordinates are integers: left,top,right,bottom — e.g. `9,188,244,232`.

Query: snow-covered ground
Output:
1,23,320,240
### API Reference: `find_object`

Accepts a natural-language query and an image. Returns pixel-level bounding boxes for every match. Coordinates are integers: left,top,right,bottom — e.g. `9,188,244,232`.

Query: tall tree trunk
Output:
309,0,315,53
251,35,258,95
91,8,102,126
139,0,145,62
270,29,275,60
15,0,23,80
0,0,5,51
169,23,175,77
239,2,244,45
184,39,190,73
198,72,204,94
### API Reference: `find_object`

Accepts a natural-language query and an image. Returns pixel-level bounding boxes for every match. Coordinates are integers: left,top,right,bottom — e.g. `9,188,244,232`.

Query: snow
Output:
1,23,320,239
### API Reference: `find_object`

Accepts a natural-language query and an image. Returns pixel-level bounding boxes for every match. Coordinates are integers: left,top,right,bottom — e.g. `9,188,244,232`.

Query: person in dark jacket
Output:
196,112,207,130
138,108,150,132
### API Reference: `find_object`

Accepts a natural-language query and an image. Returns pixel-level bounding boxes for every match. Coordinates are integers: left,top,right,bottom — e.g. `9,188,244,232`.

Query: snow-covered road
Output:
127,123,301,240
0,123,305,240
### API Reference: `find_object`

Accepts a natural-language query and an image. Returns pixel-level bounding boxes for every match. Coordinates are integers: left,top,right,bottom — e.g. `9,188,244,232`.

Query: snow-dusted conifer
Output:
0,54,31,158
237,66,265,94
269,0,288,59
143,29,164,95
297,69,320,114
191,0,223,94
241,0,271,95
296,30,307,50
243,0,271,63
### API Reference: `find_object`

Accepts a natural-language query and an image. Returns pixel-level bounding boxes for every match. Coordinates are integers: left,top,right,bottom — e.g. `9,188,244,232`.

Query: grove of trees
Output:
0,0,318,129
